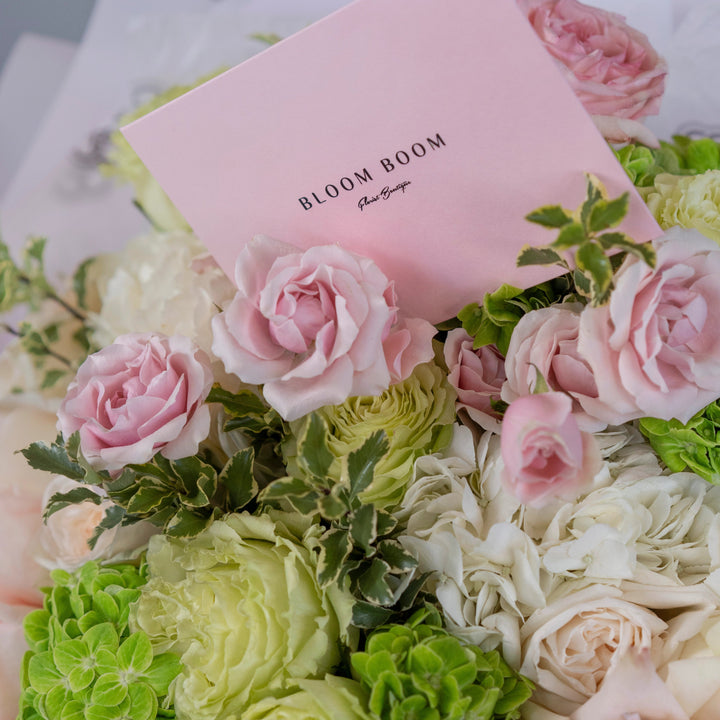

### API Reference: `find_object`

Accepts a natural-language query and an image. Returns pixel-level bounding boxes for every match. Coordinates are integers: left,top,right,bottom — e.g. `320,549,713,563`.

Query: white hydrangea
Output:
90,231,234,357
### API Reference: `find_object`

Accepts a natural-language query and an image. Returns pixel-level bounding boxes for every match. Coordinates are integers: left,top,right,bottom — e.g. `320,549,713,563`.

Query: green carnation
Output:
19,561,181,720
640,403,720,484
283,363,456,508
351,606,532,720
242,676,371,720
640,170,720,244
132,511,353,720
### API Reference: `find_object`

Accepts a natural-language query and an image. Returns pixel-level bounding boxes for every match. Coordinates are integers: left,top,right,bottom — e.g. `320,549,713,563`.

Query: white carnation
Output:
90,231,234,357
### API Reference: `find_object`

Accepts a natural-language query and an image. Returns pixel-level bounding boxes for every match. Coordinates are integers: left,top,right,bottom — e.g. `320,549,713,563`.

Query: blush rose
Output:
212,236,435,421
501,392,600,506
58,332,213,471
578,228,720,425
444,328,506,433
501,305,613,432
519,0,667,144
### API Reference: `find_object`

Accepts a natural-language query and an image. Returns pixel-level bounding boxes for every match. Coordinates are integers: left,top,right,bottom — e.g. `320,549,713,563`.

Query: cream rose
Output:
520,584,667,716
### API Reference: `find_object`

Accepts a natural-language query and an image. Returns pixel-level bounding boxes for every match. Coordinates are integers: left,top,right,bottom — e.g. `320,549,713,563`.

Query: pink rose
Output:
58,333,213,471
519,0,667,143
212,236,436,421
501,392,600,505
578,229,720,425
501,305,613,432
444,328,506,433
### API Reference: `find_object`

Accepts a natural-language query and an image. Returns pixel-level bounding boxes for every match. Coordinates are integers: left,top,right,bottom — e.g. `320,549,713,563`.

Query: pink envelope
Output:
123,0,661,324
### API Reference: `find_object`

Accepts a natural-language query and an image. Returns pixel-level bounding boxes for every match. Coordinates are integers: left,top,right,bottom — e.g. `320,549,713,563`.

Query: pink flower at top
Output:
579,228,720,425
501,392,600,506
444,328,506,433
211,236,436,421
518,0,667,143
58,333,213,472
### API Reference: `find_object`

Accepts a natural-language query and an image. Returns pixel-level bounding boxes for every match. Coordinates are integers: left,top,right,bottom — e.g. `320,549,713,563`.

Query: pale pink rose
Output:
0,602,35,720
501,392,600,505
518,0,667,141
58,332,213,471
571,649,688,720
579,229,720,425
38,476,156,571
212,235,435,421
444,328,506,433
0,406,57,607
501,305,613,432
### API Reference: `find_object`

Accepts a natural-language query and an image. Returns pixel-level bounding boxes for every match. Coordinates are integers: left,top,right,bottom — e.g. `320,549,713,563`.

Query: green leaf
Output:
347,430,389,498
575,243,613,297
41,369,68,390
60,701,86,720
588,193,629,232
298,413,334,478
580,173,606,228
597,233,656,267
88,505,125,550
552,222,586,250
165,506,212,538
685,137,720,173
351,600,394,628
250,32,283,46
516,245,565,268
72,257,95,310
28,652,62,693
317,528,353,586
358,557,394,605
318,490,348,519
53,639,87,674
524,205,572,228
125,484,169,515
44,487,102,520
377,540,418,572
218,447,257,509
118,633,153,673
83,623,119,654
349,503,377,554
21,438,85,480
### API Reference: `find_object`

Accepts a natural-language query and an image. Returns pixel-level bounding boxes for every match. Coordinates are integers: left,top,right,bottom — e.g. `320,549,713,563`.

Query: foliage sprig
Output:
260,414,424,628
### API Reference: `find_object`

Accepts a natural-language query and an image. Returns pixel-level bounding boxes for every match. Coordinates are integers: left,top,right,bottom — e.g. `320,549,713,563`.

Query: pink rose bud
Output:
518,0,667,143
444,328,506,433
501,392,600,506
58,333,213,471
212,235,435,421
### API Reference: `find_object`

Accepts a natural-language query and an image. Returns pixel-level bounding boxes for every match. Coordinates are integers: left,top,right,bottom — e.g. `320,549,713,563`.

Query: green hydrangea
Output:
19,561,181,720
100,71,223,232
242,677,371,720
283,363,456,508
132,511,354,720
351,606,532,720
640,403,720,483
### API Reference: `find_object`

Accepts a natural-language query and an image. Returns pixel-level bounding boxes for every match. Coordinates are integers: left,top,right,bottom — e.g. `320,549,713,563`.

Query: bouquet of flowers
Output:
3,1,720,719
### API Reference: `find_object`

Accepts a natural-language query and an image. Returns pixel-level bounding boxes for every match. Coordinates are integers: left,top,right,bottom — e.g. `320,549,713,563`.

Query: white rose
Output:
90,231,234,358
38,476,156,572
655,605,720,719
520,584,667,716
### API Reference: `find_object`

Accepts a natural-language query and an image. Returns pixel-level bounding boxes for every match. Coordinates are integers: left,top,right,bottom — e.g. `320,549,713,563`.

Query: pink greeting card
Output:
122,0,661,323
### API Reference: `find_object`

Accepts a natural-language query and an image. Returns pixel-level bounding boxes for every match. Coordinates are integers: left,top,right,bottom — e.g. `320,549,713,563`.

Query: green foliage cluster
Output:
640,401,720,484
616,135,720,187
0,237,94,390
518,174,655,306
351,606,533,720
23,430,261,546
457,278,571,355
261,414,424,628
19,562,181,720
